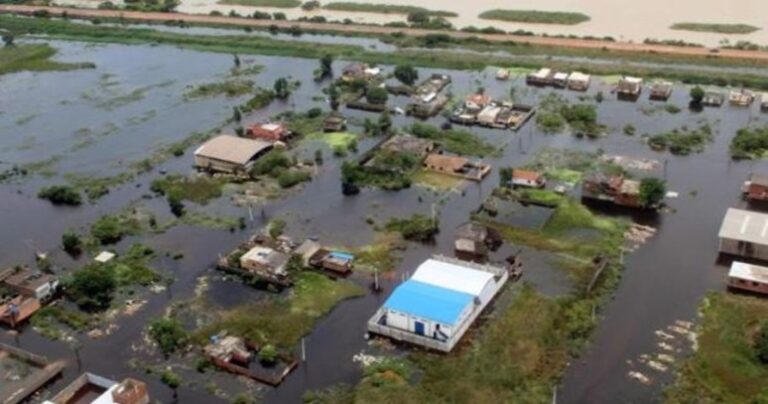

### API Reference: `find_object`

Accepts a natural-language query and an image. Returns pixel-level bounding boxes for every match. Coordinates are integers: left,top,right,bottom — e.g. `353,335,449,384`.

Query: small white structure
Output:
718,208,768,261
239,246,289,276
728,261,768,295
367,256,508,352
526,68,552,85
94,251,116,264
552,72,569,88
44,373,149,404
567,72,591,91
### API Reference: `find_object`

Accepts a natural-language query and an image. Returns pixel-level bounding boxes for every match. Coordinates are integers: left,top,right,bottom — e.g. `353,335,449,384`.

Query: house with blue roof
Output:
368,255,509,352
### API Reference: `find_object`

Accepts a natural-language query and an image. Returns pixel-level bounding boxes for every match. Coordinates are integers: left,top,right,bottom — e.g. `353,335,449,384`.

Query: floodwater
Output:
2,33,768,403
166,0,768,47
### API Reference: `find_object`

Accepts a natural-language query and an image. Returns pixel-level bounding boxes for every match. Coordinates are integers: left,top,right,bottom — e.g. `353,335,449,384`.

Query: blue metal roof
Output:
383,280,473,325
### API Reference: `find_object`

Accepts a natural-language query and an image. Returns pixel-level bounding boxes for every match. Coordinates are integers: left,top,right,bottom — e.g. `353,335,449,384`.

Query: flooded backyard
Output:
1,33,768,403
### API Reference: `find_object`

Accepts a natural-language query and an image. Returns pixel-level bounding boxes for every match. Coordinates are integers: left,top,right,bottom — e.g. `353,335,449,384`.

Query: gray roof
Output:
729,261,768,284
718,208,768,245
194,135,272,165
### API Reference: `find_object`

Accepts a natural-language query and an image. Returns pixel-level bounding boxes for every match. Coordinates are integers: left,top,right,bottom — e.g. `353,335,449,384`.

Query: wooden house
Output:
582,174,642,208
702,91,725,107
566,72,591,91
718,208,768,261
729,89,755,107
649,81,673,101
727,261,768,295
743,173,768,202
247,122,291,142
617,76,643,99
423,154,491,181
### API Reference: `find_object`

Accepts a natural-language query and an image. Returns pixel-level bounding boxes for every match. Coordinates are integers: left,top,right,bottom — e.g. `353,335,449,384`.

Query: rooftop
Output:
568,71,590,82
194,135,272,165
383,280,473,325
410,258,495,297
423,154,468,171
2,268,54,290
513,169,542,181
719,208,768,245
750,173,768,187
241,246,290,272
729,261,768,284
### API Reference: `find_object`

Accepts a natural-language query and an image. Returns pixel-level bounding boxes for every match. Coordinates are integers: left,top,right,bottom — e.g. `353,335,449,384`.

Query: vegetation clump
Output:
148,317,189,356
536,94,601,137
38,185,82,206
385,214,439,242
150,175,224,204
410,122,496,157
671,22,760,34
0,44,94,76
66,265,117,312
730,126,768,160
322,3,456,17
217,0,300,7
648,124,714,155
184,79,253,99
479,9,590,25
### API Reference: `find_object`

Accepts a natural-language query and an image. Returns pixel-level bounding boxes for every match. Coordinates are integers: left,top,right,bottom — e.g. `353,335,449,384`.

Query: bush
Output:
148,318,189,356
62,231,82,255
160,370,181,389
250,151,291,177
301,0,319,10
38,185,82,206
639,178,666,208
277,169,311,188
259,344,278,364
394,64,418,86
268,219,286,239
366,86,388,105
66,265,117,312
386,214,439,242
273,12,286,20
307,107,323,118
730,127,768,160
168,194,185,217
91,215,125,244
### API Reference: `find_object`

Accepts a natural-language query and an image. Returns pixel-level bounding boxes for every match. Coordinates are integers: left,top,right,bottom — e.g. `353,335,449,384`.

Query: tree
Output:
91,215,125,244
378,110,392,134
318,54,333,80
233,54,240,68
148,318,189,356
272,12,286,20
274,77,290,99
366,86,388,105
233,106,241,122
407,10,429,24
258,344,278,365
394,64,418,86
66,265,117,311
160,369,181,390
499,167,513,186
301,0,320,11
639,177,666,208
690,86,705,104
62,231,82,256
268,219,286,239
328,84,340,111
168,194,185,217
38,185,82,206
756,321,768,364
2,33,14,47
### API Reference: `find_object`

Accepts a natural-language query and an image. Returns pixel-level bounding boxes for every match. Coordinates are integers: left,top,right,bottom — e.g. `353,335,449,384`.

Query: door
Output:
414,321,425,336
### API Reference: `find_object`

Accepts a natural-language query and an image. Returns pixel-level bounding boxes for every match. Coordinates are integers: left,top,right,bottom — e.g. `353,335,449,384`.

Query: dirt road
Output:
3,4,768,63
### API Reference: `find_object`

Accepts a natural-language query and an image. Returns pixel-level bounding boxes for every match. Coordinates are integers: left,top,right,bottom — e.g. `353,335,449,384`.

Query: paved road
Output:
3,4,768,63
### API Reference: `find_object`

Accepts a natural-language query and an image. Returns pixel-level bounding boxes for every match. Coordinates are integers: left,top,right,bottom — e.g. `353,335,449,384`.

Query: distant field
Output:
479,9,590,25
216,0,301,7
670,22,760,34
322,2,457,17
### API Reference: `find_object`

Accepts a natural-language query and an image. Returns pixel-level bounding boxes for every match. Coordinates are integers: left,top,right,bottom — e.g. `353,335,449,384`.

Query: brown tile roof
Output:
512,169,542,182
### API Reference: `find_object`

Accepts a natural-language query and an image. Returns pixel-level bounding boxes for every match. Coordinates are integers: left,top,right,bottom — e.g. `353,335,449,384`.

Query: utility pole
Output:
301,338,306,362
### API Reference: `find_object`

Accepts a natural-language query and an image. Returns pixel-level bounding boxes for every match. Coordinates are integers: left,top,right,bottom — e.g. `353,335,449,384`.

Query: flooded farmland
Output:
2,31,768,404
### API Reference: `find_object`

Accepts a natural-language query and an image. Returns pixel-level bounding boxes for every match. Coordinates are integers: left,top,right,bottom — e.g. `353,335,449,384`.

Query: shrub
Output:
386,214,439,242
91,215,125,244
268,219,286,239
250,151,291,177
38,185,82,206
756,321,768,364
307,107,323,118
148,318,189,356
639,178,666,208
301,0,319,10
259,344,278,364
394,64,418,86
62,231,82,255
366,86,388,105
66,265,117,312
277,169,311,188
160,370,181,389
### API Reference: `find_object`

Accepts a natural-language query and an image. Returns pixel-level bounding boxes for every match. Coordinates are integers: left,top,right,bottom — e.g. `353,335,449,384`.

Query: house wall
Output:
512,178,540,188
383,307,476,340
719,237,768,261
194,155,244,174
748,184,768,201
728,277,768,295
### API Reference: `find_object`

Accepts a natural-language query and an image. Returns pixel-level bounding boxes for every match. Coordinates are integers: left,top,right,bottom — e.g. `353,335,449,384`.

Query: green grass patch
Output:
671,23,760,35
184,79,254,99
0,43,93,76
306,131,357,149
193,271,364,350
322,3,456,17
150,174,225,204
666,293,768,403
479,9,590,25
352,232,403,273
385,214,439,242
30,305,94,340
545,168,582,184
217,0,300,7
519,188,564,206
411,169,462,190
410,122,496,157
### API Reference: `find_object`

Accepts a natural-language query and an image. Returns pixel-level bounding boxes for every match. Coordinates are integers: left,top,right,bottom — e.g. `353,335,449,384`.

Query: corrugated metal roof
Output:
194,135,272,165
411,258,494,297
718,208,768,245
383,280,473,325
729,261,768,284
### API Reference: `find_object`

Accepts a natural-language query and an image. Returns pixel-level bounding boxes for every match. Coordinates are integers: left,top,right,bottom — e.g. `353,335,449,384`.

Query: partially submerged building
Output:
729,89,755,107
295,240,354,276
511,169,545,188
203,333,298,386
582,174,642,208
727,261,768,295
240,246,290,278
702,91,725,107
44,374,149,404
566,72,591,91
422,154,491,182
718,208,768,261
617,76,643,99
526,68,553,86
194,135,273,174
0,295,41,328
552,72,569,88
322,113,347,132
649,81,673,101
1,343,64,404
341,63,380,82
454,223,502,260
0,268,58,302
247,122,291,142
367,256,509,352
761,93,768,112
380,134,436,160
743,173,768,202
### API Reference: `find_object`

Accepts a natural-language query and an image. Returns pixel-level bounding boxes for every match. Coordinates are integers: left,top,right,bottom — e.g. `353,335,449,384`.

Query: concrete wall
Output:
719,237,768,262
728,277,768,295
194,156,245,174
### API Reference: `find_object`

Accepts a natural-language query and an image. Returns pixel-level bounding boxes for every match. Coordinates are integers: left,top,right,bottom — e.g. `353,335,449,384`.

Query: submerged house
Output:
567,72,591,91
526,68,553,86
194,135,273,174
702,91,725,107
743,173,768,202
454,223,502,260
729,89,755,107
423,154,491,181
718,208,768,261
0,268,58,302
367,256,509,352
727,261,768,295
617,76,643,99
341,63,380,82
761,93,768,112
295,240,354,276
240,246,290,278
44,373,149,404
247,122,291,142
511,169,545,188
582,174,642,208
649,81,673,101
322,113,347,132
552,72,569,88
380,134,437,160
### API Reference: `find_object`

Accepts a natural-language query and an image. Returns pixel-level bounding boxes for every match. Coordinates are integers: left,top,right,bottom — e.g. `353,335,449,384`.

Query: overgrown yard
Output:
665,293,768,403
193,271,364,350
0,43,93,76
478,9,590,25
184,79,254,99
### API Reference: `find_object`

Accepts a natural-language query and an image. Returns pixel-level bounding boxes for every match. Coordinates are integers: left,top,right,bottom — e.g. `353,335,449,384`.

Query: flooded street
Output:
2,34,768,403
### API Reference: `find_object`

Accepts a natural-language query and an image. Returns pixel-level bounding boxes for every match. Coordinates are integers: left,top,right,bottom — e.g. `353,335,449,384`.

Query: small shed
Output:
649,81,673,101
247,122,290,142
526,68,553,86
617,76,643,97
702,91,725,107
194,135,273,174
552,72,569,88
567,72,591,91
323,114,347,132
381,134,437,159
729,89,755,107
1,269,58,301
477,105,501,126
240,246,290,276
728,261,768,295
511,169,545,188
744,173,768,202
718,208,768,261
94,251,116,264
